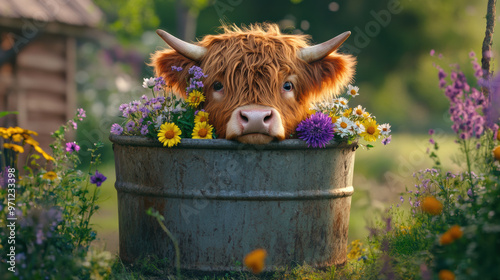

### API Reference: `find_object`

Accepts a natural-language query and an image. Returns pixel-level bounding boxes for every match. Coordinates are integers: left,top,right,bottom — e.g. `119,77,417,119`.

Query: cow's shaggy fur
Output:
151,23,356,140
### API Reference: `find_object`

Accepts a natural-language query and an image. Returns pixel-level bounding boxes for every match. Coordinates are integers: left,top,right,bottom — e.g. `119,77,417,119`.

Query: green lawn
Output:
91,133,461,254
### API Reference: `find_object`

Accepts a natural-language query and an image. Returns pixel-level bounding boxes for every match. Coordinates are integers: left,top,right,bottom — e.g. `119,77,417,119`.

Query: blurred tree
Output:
91,0,498,133
174,0,212,40
94,0,160,42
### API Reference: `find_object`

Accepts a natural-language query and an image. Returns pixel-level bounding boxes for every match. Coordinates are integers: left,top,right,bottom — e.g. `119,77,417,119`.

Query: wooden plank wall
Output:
1,32,75,157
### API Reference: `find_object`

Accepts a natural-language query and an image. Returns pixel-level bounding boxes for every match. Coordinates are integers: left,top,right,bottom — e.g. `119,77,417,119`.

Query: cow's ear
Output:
149,49,197,96
306,52,356,100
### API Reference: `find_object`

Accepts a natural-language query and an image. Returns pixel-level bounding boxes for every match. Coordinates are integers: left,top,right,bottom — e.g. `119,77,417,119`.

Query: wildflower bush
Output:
335,52,500,280
0,110,113,279
110,65,215,147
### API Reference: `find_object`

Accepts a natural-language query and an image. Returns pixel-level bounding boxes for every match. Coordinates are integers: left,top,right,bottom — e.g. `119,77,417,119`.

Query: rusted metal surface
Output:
110,134,356,272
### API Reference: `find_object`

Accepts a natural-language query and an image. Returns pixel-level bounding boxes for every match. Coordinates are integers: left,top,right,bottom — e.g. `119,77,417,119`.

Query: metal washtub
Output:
110,134,356,272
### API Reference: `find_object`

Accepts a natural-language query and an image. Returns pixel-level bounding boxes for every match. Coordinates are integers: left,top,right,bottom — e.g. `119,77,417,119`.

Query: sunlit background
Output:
2,0,498,253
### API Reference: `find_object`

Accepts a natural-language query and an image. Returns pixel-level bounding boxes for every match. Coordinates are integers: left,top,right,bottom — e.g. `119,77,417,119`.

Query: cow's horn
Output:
156,29,207,61
299,31,351,63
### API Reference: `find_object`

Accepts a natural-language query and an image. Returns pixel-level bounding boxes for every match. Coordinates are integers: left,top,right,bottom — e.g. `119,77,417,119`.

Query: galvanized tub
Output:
110,134,356,272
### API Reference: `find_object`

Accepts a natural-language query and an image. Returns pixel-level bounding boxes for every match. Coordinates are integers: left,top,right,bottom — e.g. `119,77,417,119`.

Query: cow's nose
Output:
239,109,273,134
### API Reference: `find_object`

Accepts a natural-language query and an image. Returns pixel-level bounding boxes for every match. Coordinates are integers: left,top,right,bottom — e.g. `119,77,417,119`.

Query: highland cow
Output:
151,23,355,144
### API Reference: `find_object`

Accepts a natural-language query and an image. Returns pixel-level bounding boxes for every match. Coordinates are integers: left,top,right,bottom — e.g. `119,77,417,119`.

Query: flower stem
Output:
155,216,181,279
463,139,476,209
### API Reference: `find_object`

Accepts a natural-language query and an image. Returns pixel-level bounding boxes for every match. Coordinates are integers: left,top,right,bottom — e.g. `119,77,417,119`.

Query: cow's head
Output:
151,24,355,144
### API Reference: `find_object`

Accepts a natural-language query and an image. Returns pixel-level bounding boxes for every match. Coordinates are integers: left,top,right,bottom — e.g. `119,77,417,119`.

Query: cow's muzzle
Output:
226,104,285,144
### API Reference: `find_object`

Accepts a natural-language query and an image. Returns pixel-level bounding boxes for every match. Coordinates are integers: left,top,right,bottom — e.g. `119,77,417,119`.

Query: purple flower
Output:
69,120,77,130
400,196,404,203
111,123,123,135
90,170,107,187
428,129,435,135
36,229,44,245
65,142,80,153
429,138,435,144
172,66,183,72
126,121,135,132
77,108,86,120
153,84,163,92
296,112,334,148
467,188,473,198
140,125,148,135
430,49,435,56
382,135,391,145
119,103,129,112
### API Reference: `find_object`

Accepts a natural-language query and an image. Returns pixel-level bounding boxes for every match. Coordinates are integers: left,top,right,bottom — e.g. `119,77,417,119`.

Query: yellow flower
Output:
43,171,58,180
329,112,339,124
244,248,267,274
421,196,443,215
3,143,24,153
360,119,380,142
0,127,11,138
347,240,365,260
362,111,371,118
438,269,455,280
192,122,213,139
194,111,210,123
11,134,23,142
34,145,55,161
24,136,40,147
399,225,411,235
342,108,352,117
26,129,38,135
493,146,500,161
157,122,182,147
187,90,205,107
307,109,316,116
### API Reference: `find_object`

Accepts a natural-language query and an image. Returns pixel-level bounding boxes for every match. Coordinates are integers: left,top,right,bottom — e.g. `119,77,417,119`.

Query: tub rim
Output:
109,134,358,151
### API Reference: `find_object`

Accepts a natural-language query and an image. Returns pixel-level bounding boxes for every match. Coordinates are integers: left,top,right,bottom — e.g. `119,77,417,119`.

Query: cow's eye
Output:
213,81,224,91
282,81,294,92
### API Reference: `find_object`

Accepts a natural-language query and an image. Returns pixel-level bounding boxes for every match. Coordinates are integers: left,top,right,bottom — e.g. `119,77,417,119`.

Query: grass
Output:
90,133,462,274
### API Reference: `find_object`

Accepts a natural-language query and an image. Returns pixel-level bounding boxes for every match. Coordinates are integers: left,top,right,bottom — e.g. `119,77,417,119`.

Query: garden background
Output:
78,0,498,253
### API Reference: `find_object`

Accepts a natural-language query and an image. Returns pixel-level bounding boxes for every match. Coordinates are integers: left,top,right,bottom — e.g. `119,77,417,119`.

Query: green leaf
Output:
0,111,18,118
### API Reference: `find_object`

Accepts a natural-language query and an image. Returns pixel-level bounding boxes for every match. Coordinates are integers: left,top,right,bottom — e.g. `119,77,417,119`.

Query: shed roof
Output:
0,0,102,28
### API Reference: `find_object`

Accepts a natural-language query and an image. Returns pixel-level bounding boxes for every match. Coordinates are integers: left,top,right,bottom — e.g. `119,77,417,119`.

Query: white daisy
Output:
311,101,333,112
142,77,156,89
352,105,366,118
335,117,354,138
337,97,349,108
354,121,366,134
347,85,359,97
331,98,347,109
379,123,391,136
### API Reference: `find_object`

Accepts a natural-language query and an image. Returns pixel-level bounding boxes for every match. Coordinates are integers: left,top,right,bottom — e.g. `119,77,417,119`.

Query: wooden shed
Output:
0,0,102,152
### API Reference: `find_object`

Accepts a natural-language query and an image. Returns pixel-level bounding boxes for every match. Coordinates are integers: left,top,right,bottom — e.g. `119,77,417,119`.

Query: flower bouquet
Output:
111,66,390,149
110,66,214,147
297,85,392,148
